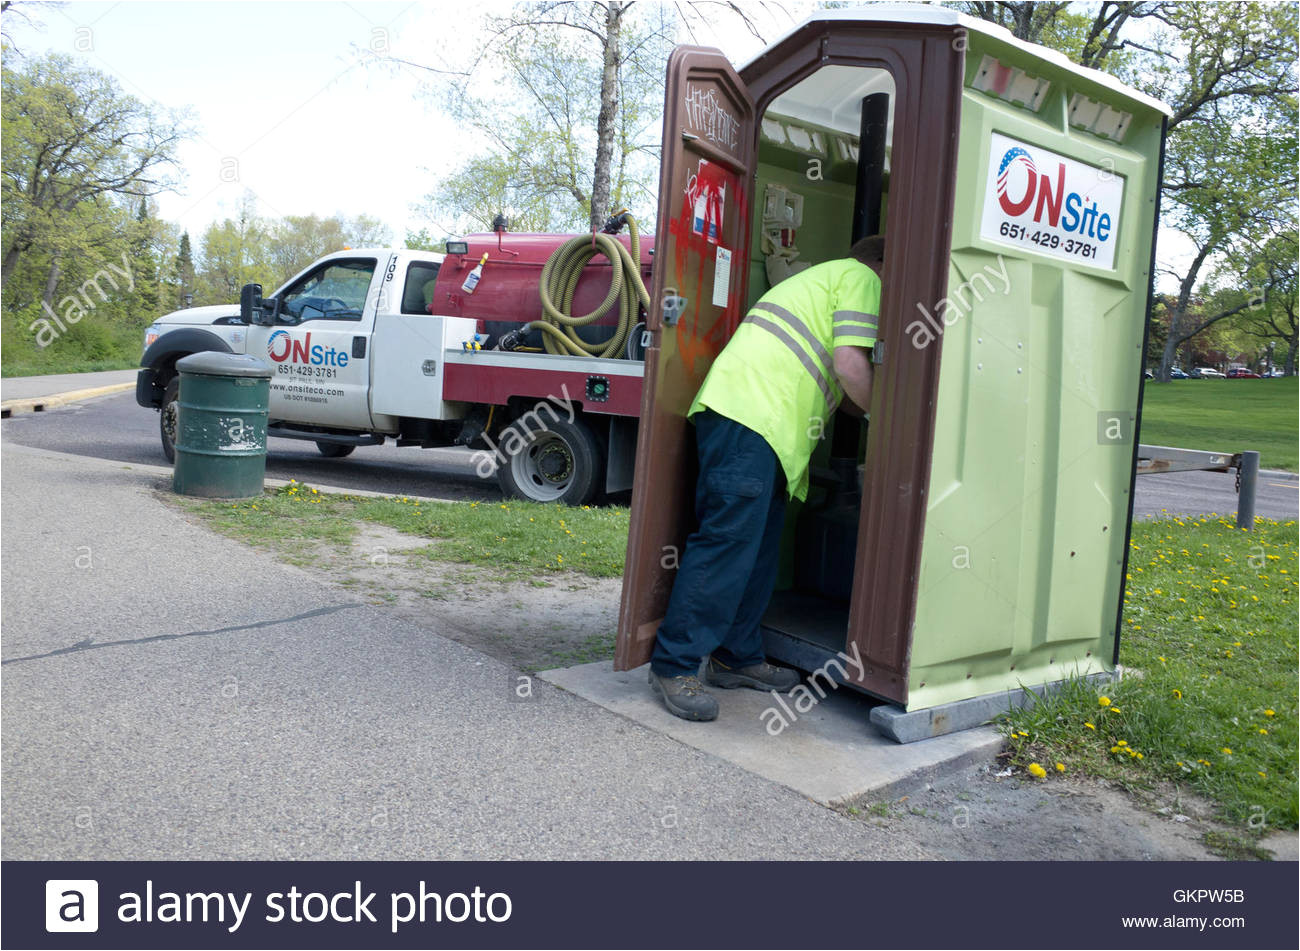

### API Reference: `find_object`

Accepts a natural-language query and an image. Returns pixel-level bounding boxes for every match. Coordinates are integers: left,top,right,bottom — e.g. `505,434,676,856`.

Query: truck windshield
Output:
280,258,376,322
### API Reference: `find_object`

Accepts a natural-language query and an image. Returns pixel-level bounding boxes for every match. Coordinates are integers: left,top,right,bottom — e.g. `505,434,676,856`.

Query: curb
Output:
1,381,134,418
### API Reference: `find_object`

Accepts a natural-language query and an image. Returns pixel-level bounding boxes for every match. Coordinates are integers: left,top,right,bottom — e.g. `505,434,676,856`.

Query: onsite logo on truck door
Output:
266,330,350,366
979,132,1125,270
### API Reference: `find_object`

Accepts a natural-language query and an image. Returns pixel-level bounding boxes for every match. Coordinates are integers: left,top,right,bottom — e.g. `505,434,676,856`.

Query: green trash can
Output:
172,352,273,499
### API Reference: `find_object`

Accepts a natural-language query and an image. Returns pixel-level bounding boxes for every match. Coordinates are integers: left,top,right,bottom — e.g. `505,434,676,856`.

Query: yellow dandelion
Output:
1027,763,1047,779
1116,740,1128,746
1098,696,1111,707
1172,689,1182,699
1084,722,1096,730
1054,763,1066,773
1259,728,1268,735
1221,747,1232,755
1258,771,1267,778
1264,709,1275,717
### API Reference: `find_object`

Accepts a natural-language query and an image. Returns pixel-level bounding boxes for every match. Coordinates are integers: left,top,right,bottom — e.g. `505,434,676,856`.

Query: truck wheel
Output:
497,414,602,505
316,442,355,458
160,376,179,463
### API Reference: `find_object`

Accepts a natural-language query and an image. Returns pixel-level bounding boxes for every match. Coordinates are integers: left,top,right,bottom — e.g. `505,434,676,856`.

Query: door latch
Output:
871,341,884,365
662,293,687,327
352,336,367,358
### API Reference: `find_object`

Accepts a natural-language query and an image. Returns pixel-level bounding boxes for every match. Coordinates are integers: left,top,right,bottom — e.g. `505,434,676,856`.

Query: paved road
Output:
2,389,499,502
2,441,934,860
2,387,1295,518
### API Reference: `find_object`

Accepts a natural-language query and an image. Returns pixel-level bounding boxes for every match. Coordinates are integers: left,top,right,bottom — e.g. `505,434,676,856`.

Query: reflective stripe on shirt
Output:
742,312,836,410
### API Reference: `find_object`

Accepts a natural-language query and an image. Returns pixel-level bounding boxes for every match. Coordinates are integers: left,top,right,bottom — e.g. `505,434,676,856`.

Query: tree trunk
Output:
42,255,62,313
589,1,622,232
1,241,23,285
1159,326,1179,382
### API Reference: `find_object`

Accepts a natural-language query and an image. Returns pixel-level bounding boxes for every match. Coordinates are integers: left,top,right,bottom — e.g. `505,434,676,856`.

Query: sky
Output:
4,0,811,242
6,0,1192,286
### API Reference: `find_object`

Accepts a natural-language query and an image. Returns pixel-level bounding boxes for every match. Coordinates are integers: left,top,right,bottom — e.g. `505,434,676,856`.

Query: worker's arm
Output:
833,344,874,415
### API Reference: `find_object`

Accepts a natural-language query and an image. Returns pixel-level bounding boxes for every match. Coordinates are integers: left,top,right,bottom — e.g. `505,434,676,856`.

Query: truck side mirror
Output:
239,283,263,324
260,296,280,324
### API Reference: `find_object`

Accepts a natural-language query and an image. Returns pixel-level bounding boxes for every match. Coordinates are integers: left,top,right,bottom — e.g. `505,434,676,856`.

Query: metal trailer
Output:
614,6,1170,740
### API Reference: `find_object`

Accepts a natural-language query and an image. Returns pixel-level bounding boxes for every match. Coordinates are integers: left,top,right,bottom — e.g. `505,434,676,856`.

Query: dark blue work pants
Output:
650,409,787,678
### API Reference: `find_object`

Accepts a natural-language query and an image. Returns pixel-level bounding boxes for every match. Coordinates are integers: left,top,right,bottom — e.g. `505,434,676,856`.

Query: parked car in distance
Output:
1192,367,1225,379
1169,366,1189,379
1227,368,1262,378
1268,368,1288,377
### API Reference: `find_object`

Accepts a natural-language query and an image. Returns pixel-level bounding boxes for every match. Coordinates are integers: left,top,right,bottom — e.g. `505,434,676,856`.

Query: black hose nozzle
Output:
496,328,525,351
602,211,630,235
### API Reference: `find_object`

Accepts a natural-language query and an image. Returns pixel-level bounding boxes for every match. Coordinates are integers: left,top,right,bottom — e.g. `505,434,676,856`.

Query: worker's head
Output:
850,234,885,277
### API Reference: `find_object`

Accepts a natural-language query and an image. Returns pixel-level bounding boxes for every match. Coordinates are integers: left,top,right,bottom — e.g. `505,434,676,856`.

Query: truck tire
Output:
316,441,355,458
497,414,602,505
160,376,179,463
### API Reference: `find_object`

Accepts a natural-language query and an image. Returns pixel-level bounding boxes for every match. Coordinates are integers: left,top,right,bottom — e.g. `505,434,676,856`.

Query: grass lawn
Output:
189,481,630,580
1139,377,1298,471
1002,515,1299,842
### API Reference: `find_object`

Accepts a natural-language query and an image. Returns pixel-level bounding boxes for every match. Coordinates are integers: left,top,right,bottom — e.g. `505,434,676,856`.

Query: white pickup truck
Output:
136,244,647,504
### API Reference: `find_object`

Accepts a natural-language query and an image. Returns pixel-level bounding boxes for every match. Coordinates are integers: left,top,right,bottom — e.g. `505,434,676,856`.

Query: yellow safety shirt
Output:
689,258,880,500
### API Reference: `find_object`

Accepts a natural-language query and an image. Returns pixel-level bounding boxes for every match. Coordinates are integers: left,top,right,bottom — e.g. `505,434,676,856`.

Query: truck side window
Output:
401,262,442,314
279,258,376,323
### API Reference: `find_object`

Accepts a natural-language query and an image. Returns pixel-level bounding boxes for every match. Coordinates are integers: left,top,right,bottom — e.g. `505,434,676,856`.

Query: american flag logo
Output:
997,147,1036,201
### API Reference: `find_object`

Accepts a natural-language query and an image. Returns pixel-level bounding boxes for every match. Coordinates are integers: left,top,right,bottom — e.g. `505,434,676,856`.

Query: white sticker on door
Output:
712,246,732,308
979,132,1125,270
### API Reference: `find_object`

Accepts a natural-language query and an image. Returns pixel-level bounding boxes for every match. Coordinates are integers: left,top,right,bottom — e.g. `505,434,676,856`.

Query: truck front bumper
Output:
136,367,163,408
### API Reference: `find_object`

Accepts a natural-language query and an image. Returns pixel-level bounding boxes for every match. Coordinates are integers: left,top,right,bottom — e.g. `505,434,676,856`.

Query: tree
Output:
392,2,683,236
194,194,271,304
1,53,185,284
1238,232,1299,375
954,2,1164,69
173,231,196,307
265,213,392,286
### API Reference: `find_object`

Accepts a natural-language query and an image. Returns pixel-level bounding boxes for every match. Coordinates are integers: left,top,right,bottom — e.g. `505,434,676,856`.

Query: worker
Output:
648,235,883,721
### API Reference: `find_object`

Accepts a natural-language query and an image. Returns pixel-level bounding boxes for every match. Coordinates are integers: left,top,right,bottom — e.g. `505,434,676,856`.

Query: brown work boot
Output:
648,669,719,721
705,657,800,692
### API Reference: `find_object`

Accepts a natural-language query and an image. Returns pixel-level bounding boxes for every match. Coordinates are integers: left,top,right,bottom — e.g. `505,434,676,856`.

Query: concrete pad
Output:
539,661,1002,805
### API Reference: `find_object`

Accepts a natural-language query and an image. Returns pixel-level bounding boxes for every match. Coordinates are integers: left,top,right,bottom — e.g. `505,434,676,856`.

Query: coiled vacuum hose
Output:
529,215,650,358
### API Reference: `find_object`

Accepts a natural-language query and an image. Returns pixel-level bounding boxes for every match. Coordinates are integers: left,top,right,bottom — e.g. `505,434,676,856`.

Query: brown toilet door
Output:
614,46,757,671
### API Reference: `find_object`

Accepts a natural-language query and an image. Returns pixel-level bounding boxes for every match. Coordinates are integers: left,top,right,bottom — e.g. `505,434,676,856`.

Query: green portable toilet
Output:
615,6,1169,740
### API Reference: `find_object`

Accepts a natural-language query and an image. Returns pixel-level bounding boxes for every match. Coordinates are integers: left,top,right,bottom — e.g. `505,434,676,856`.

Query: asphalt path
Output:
1,389,1296,518
1,390,498,502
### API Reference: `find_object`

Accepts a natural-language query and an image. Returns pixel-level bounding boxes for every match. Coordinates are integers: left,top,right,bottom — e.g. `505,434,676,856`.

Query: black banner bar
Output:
5,861,1297,950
